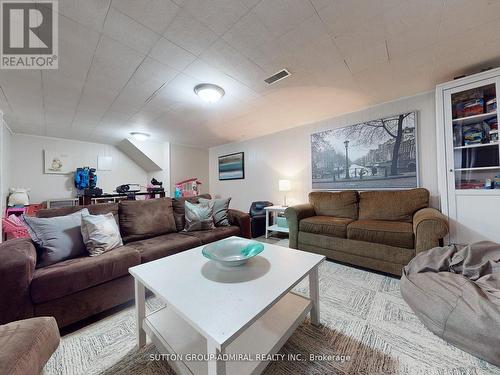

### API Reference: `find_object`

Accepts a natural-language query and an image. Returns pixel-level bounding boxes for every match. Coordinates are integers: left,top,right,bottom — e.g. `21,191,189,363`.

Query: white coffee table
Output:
129,237,324,375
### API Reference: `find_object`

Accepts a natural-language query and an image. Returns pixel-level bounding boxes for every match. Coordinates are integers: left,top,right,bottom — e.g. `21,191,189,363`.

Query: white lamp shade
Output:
278,179,291,192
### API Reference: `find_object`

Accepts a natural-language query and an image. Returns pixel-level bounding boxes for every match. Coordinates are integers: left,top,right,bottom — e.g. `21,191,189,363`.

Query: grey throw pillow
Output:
81,211,123,256
184,200,215,232
23,209,89,268
199,197,231,226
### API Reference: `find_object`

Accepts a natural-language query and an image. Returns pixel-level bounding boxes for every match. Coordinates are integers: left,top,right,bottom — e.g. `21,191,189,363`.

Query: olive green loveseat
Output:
285,188,448,276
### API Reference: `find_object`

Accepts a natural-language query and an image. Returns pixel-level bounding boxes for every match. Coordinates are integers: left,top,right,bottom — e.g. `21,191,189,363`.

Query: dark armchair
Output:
249,201,273,238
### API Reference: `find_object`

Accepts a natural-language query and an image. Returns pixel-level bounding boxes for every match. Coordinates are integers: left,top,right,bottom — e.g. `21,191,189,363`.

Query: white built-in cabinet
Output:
436,68,500,245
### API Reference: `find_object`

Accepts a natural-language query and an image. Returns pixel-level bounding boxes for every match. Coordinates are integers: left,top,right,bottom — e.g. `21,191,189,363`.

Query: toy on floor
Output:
175,178,202,198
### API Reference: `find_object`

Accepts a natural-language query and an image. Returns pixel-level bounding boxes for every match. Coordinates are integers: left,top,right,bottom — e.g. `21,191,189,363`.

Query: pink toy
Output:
175,178,202,198
2,214,29,240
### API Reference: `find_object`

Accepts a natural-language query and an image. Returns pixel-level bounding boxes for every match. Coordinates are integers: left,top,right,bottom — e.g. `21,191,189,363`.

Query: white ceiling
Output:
1,0,500,148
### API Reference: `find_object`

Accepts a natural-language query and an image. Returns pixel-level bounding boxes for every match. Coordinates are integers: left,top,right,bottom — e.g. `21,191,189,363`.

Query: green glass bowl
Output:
202,238,264,267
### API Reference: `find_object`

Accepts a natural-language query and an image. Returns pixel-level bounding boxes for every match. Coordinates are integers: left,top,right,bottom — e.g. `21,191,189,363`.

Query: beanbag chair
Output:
400,241,500,366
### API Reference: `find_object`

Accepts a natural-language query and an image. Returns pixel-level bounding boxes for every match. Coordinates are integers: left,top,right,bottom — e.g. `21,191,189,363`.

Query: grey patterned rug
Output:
43,240,500,374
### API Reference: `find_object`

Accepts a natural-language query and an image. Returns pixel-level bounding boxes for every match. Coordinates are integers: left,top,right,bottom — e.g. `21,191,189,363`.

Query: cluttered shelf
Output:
454,142,499,150
452,111,497,125
454,166,500,171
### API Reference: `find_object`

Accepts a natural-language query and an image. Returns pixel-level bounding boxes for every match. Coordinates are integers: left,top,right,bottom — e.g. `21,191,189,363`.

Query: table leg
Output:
207,339,226,375
265,210,269,239
135,279,146,348
309,266,320,326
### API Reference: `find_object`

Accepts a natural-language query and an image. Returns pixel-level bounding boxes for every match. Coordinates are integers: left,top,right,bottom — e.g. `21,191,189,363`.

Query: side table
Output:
264,205,289,238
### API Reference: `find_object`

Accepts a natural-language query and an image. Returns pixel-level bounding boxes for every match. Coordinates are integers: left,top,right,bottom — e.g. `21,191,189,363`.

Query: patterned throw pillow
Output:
198,197,231,227
81,212,123,256
183,200,215,232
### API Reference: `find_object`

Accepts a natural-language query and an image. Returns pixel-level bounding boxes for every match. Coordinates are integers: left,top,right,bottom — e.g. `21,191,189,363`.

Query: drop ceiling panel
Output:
252,0,315,38
200,39,267,92
109,58,178,115
1,0,500,147
111,0,180,34
183,0,250,36
57,0,111,32
84,36,145,92
102,7,160,55
318,0,383,37
163,10,219,56
222,10,274,55
149,37,197,71
57,16,100,82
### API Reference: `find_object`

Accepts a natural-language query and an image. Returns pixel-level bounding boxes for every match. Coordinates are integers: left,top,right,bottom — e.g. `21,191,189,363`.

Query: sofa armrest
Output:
227,209,251,239
0,238,37,325
413,208,449,254
285,204,316,249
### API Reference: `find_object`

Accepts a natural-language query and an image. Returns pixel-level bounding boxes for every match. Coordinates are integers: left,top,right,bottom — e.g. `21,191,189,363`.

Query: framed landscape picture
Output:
311,112,418,190
219,152,244,180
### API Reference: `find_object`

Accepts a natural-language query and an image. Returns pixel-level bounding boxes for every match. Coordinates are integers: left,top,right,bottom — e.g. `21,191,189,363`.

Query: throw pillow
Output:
119,198,176,243
198,197,231,226
81,211,123,256
23,209,89,268
172,194,212,231
184,200,215,232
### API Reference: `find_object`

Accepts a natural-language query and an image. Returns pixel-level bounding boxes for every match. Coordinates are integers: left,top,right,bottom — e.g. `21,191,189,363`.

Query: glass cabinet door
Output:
450,82,499,190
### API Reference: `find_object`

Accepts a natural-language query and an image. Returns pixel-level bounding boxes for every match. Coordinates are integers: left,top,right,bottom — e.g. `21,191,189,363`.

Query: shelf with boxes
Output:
437,68,500,244
450,81,500,191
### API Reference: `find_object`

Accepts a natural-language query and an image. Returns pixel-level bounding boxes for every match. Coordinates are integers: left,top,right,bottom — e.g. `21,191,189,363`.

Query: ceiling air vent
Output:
264,69,291,85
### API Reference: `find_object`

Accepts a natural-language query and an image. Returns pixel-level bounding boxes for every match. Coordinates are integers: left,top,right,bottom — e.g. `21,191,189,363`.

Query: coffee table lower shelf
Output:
143,292,311,375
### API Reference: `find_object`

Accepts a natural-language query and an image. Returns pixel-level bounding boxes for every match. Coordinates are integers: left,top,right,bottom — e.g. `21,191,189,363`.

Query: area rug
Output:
43,247,500,375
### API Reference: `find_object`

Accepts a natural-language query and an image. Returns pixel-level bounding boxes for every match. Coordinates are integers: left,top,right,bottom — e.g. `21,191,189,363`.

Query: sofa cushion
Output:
37,202,119,222
124,233,202,263
308,191,358,219
0,317,60,375
347,220,414,249
31,246,140,304
180,225,240,244
299,216,354,238
172,194,211,231
358,188,429,222
298,231,415,266
119,198,176,243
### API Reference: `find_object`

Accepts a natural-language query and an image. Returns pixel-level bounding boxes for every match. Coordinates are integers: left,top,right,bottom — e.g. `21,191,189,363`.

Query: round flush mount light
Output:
130,132,150,141
194,83,225,103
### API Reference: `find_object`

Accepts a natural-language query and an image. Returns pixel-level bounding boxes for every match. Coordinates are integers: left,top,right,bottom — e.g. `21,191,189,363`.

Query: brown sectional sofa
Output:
285,188,448,276
0,195,250,328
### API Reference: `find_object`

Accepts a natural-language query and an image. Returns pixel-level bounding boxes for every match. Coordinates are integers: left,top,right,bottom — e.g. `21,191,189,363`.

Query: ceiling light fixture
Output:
130,132,150,141
194,83,225,103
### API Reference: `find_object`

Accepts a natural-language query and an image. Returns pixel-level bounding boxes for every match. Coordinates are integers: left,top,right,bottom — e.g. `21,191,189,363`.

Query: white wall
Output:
10,134,149,203
170,144,209,194
1,119,12,209
209,92,438,212
146,142,171,197
120,138,171,196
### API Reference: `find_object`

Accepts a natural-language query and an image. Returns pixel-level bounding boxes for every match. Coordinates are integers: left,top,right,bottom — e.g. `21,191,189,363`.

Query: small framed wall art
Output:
44,150,72,174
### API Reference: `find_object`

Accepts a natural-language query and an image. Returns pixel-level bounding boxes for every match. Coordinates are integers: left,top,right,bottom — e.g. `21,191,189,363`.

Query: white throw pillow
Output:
81,212,123,256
